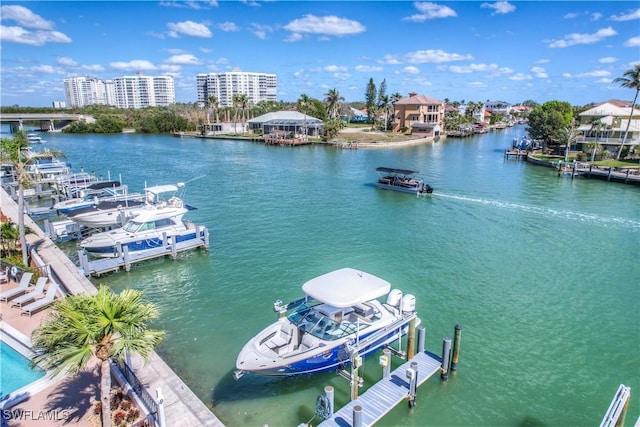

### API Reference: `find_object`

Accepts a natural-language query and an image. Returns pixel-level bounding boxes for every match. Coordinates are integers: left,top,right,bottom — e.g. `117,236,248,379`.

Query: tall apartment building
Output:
63,74,175,109
64,76,115,108
113,74,175,109
196,72,277,108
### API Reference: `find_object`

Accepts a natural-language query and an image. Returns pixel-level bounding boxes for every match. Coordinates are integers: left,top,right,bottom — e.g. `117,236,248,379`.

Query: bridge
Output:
0,113,95,132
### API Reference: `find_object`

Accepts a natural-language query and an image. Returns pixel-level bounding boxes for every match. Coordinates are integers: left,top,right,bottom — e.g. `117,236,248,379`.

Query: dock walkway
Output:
78,227,209,277
319,351,442,427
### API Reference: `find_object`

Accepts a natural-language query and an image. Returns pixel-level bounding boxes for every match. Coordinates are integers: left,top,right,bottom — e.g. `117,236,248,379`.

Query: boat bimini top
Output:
375,167,419,176
301,268,391,308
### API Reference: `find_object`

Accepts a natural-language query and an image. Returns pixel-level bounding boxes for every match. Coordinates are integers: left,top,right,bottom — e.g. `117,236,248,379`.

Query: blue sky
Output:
1,1,639,107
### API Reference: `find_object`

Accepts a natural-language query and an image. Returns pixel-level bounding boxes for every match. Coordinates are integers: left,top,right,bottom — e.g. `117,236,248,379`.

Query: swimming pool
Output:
0,340,45,400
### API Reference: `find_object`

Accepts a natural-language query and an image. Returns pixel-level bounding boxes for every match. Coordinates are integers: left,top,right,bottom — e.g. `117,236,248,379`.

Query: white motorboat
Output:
53,181,139,215
234,268,419,379
375,167,433,195
27,132,45,144
79,194,197,258
67,183,182,228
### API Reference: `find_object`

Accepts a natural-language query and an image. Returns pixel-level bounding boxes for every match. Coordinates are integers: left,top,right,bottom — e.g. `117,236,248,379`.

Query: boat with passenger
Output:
79,189,197,258
234,267,419,379
375,167,433,195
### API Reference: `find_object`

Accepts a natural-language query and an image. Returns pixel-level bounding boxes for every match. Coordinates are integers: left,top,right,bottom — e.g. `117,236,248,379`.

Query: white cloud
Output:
284,15,365,36
547,27,617,48
354,65,383,72
384,49,472,64
596,78,611,83
32,65,63,74
217,22,239,32
590,12,602,21
624,36,640,47
0,25,71,45
480,2,516,15
536,58,550,64
610,8,640,21
563,70,611,78
167,21,212,38
166,54,200,65
323,65,348,73
57,57,78,67
447,63,512,75
509,73,532,81
599,57,617,63
563,12,579,19
160,1,218,9
109,60,157,71
284,32,303,43
403,66,420,74
251,23,274,40
0,5,54,30
531,67,548,78
404,2,457,22
81,64,105,72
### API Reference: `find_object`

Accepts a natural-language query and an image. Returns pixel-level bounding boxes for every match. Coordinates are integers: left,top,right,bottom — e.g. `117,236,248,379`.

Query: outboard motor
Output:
402,294,416,314
386,289,402,308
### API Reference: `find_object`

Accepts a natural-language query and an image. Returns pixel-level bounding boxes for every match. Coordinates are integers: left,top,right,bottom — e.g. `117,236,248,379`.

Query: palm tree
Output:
207,95,219,125
588,119,605,162
323,89,344,120
378,94,391,131
0,133,66,266
297,94,311,138
32,285,165,427
236,93,250,135
612,64,640,159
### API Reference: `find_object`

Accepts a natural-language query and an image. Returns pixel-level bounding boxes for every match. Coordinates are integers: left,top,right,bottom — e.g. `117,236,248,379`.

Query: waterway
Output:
23,126,640,426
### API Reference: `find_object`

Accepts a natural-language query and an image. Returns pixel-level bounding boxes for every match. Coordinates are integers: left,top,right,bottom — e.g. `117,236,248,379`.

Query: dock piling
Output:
324,386,334,419
352,405,363,427
407,361,418,407
417,326,425,353
380,348,391,378
451,324,461,372
407,318,416,359
441,337,451,381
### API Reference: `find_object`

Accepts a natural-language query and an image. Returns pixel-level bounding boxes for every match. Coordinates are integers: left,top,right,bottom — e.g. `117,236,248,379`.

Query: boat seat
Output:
268,326,293,354
299,333,317,351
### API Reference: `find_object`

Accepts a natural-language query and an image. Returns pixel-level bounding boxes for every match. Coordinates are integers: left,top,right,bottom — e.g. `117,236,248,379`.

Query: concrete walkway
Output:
1,187,224,426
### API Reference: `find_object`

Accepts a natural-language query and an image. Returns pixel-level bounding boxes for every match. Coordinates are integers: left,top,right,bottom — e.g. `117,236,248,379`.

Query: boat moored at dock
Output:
234,268,419,379
375,167,433,195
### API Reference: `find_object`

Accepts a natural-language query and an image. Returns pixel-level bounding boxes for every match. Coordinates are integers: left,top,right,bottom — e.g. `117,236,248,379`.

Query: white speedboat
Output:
375,167,433,195
79,196,197,258
68,184,181,228
27,132,45,144
53,181,139,215
234,268,419,379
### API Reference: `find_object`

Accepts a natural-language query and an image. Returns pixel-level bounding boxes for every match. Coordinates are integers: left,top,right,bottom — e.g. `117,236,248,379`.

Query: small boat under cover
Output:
375,167,433,195
234,268,419,379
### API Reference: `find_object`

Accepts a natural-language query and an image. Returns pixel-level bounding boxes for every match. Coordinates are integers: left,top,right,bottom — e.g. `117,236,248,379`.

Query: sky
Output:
1,1,639,108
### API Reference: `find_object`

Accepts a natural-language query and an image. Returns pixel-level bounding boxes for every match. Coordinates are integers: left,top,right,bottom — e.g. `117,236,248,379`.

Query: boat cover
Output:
302,268,391,307
376,167,418,175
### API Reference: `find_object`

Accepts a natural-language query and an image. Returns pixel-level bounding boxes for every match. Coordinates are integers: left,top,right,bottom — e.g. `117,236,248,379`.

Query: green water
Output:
42,127,639,426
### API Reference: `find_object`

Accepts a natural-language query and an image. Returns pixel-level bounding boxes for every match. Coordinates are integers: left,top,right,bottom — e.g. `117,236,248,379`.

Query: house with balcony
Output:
576,99,639,157
393,92,444,137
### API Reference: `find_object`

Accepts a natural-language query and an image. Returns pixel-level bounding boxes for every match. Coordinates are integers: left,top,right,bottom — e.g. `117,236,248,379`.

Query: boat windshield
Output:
122,221,143,233
288,304,360,341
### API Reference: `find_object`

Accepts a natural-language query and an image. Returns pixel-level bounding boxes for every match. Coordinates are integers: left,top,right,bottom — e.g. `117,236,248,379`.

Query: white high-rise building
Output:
64,76,115,108
63,74,174,109
113,74,175,109
196,72,277,108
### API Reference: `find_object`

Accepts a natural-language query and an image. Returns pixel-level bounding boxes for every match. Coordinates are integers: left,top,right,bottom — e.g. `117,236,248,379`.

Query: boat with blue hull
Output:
234,268,419,379
375,167,433,195
79,188,198,258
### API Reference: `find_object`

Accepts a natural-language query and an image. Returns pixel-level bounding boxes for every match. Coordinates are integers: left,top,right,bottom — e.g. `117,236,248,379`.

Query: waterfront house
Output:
576,99,639,157
393,92,444,137
247,111,324,138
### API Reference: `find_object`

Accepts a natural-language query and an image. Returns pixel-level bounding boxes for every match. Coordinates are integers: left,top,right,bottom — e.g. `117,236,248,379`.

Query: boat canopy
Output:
302,268,391,308
376,167,419,176
145,184,178,195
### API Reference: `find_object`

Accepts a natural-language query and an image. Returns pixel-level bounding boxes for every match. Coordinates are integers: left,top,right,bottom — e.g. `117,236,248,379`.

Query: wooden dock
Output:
504,148,527,160
78,226,209,277
319,350,442,427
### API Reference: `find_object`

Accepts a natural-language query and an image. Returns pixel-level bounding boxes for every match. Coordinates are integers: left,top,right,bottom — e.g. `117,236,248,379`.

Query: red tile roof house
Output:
393,92,445,138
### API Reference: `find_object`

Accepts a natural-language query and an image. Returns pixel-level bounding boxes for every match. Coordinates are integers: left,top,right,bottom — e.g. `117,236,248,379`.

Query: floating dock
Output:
318,350,442,427
78,226,209,277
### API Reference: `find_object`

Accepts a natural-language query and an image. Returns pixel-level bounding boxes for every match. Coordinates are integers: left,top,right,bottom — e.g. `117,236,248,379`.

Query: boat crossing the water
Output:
375,167,433,196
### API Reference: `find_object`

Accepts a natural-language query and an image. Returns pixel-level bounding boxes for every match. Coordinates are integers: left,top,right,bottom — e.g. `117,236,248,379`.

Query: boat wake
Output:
433,193,640,231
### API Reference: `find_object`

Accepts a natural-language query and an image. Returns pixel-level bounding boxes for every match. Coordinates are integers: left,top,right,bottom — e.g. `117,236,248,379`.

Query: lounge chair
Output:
21,283,59,317
11,277,48,308
0,272,34,303
0,266,8,284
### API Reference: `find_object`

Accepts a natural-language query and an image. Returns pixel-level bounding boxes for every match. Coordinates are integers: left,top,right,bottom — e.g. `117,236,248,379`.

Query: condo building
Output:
63,74,175,109
196,72,277,108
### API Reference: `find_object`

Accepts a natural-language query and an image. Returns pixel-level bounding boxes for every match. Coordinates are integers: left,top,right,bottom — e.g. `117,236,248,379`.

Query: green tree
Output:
612,64,640,159
365,78,377,127
32,285,165,427
207,95,219,125
527,100,574,152
297,94,311,138
0,220,19,257
0,133,65,266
